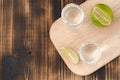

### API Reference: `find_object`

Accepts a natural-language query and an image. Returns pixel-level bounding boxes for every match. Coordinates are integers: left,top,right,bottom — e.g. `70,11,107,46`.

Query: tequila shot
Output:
61,3,84,29
79,42,102,64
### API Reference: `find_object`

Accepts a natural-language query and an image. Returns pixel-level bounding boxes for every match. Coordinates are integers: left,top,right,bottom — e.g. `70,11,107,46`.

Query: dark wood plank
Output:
0,0,120,80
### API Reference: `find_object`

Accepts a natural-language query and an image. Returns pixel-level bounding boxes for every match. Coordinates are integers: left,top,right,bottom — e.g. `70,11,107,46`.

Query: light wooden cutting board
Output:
50,0,120,76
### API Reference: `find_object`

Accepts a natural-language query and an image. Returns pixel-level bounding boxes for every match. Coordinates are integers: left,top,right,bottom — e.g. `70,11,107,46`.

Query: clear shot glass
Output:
79,42,102,64
61,3,84,29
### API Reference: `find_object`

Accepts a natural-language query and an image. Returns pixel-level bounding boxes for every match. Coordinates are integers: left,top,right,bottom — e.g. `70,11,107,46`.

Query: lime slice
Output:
91,4,114,27
61,46,79,64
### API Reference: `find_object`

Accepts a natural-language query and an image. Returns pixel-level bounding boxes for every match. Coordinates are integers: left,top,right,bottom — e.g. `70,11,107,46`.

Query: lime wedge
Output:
91,4,114,27
61,46,79,64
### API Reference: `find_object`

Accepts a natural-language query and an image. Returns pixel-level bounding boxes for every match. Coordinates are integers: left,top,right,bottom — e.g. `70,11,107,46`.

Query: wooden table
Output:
0,0,120,80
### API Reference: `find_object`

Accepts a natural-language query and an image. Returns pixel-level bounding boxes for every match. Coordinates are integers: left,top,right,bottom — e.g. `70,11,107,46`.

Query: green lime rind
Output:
90,4,114,27
61,46,79,64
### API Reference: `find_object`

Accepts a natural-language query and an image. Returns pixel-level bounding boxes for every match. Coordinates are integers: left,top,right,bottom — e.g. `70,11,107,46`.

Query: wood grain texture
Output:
0,0,120,80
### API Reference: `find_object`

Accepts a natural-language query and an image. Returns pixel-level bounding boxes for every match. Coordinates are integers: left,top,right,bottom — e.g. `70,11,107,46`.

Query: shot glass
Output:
79,42,102,64
61,3,84,29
